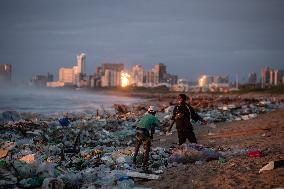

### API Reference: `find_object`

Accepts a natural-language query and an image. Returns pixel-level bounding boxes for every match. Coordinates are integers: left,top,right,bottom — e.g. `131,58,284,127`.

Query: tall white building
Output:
76,53,86,74
47,52,87,88
73,53,86,86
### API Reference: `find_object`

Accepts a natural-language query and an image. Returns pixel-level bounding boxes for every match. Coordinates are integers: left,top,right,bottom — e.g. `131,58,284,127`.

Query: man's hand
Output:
166,131,172,136
166,127,172,133
166,120,174,133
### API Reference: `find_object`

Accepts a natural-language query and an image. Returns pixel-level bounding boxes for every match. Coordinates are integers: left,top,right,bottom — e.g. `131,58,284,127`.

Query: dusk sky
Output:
1,0,284,83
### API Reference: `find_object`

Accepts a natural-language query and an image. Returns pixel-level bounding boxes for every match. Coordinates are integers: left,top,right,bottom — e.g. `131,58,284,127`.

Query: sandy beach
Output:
1,91,283,189
137,108,284,189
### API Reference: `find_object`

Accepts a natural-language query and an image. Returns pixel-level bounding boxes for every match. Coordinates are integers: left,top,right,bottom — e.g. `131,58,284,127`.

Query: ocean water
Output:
0,87,143,114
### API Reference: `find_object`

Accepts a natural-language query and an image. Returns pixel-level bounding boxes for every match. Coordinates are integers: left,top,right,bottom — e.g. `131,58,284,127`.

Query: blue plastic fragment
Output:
58,118,70,126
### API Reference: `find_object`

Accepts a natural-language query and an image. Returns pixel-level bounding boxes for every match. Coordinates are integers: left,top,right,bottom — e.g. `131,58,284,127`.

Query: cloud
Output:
0,0,283,82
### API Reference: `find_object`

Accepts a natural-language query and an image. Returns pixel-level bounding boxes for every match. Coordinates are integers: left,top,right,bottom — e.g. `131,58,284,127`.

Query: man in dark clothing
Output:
167,94,207,145
133,106,159,170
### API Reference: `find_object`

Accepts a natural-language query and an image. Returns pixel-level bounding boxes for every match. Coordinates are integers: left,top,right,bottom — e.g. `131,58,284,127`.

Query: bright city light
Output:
199,75,206,87
121,72,130,87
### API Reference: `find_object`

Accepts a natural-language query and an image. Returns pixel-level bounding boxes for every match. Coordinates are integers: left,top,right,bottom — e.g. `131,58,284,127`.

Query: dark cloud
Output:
0,0,283,82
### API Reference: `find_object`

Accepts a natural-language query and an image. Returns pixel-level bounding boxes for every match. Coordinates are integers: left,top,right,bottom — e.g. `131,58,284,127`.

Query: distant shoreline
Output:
3,85,284,102
86,87,284,101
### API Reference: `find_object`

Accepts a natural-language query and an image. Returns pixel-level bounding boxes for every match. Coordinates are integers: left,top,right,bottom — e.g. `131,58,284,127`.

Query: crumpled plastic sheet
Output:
168,144,222,164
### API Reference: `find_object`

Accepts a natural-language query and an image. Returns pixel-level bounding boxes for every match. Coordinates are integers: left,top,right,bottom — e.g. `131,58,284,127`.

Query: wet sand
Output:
137,108,284,189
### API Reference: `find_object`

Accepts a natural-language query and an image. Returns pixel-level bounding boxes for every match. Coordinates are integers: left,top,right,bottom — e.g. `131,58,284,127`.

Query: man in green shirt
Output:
133,106,159,170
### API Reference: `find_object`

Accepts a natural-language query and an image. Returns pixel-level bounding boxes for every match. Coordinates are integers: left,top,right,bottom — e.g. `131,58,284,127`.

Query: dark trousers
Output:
177,127,197,145
133,129,151,168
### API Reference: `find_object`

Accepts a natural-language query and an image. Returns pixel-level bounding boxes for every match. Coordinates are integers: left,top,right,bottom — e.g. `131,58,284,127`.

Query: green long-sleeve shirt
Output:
137,114,159,131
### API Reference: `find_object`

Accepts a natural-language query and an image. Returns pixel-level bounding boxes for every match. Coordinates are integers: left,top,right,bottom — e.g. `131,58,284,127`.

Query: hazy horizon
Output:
0,86,144,114
1,0,284,83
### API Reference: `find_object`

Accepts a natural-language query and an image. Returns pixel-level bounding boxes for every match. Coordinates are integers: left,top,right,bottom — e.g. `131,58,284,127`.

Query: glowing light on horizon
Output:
199,75,206,87
121,72,130,87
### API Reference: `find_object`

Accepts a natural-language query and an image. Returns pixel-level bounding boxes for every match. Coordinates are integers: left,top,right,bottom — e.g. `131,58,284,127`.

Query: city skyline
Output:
1,0,284,82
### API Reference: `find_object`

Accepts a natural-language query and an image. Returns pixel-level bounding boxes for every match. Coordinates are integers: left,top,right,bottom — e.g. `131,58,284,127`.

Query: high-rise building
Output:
99,63,124,87
152,63,178,85
97,62,178,88
153,63,167,83
59,68,74,84
274,69,284,86
260,67,284,87
0,64,12,83
101,69,121,87
102,63,124,72
145,70,156,86
73,53,86,86
248,72,257,84
47,53,87,88
131,65,144,86
76,53,86,74
269,70,275,85
152,67,160,85
261,67,271,88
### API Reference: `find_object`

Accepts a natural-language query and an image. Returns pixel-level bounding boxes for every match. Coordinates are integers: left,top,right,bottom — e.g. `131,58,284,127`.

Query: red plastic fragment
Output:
247,150,262,157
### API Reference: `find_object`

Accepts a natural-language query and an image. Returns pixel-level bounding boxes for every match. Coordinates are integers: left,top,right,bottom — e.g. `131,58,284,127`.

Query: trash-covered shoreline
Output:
0,95,283,189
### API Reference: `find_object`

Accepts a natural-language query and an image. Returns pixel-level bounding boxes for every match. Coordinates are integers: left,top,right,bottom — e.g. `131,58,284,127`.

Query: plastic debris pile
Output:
196,99,281,123
0,111,170,189
0,96,282,188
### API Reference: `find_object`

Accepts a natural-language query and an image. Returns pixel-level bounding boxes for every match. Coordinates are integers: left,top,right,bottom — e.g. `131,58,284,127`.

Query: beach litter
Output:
0,96,282,188
259,160,284,173
168,144,222,164
247,150,263,158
